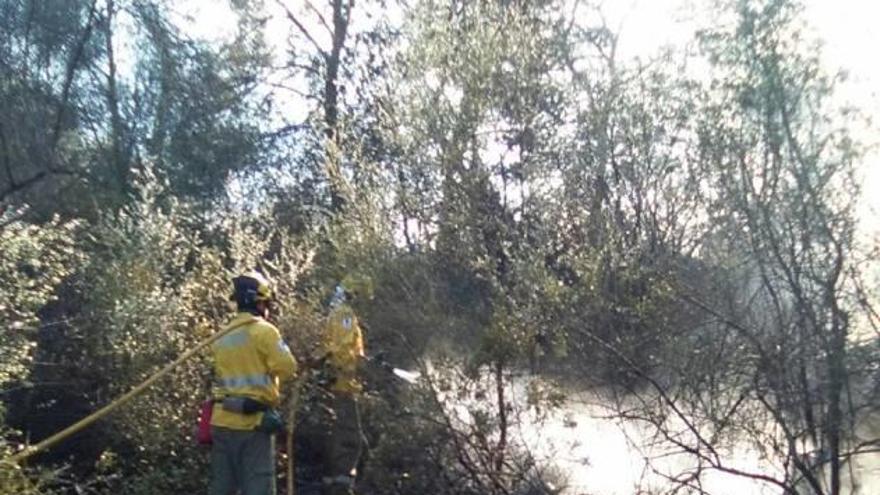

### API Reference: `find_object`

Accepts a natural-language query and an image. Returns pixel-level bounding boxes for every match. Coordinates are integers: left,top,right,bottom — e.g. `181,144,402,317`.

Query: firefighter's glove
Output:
369,351,393,373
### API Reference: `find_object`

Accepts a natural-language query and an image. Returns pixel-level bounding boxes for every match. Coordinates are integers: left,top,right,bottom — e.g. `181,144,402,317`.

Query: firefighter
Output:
209,271,297,495
316,278,370,495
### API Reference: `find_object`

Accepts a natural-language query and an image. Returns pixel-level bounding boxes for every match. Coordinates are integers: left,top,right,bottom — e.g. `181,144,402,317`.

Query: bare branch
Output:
0,170,48,204
284,61,322,76
275,0,328,59
303,0,333,36
52,0,100,149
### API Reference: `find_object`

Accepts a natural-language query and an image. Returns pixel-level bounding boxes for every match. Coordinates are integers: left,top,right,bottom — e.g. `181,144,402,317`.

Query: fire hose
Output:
5,317,258,465
3,317,420,495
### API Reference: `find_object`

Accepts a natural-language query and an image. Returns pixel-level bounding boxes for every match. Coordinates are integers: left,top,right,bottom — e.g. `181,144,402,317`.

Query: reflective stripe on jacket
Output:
211,313,297,430
322,303,364,394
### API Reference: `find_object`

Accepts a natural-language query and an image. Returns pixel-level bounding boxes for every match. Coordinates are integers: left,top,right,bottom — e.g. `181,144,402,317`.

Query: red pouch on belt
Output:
196,399,214,445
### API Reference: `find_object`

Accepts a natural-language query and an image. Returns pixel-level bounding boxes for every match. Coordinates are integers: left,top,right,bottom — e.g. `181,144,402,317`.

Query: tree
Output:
596,1,879,493
275,0,362,213
0,0,278,218
0,0,101,211
695,1,874,491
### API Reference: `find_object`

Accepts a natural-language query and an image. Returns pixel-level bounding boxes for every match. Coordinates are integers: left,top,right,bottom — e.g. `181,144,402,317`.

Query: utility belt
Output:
215,396,284,434
216,396,271,415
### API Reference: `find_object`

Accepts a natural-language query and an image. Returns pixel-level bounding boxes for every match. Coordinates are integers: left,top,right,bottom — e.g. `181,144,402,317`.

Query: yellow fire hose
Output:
6,317,258,465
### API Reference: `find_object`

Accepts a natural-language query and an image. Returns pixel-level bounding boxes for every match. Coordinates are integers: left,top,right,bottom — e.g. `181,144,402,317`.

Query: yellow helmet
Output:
339,273,374,300
232,270,274,307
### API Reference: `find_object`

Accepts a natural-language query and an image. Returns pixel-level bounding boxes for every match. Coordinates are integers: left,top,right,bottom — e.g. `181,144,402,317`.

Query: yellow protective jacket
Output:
210,313,297,430
322,303,365,394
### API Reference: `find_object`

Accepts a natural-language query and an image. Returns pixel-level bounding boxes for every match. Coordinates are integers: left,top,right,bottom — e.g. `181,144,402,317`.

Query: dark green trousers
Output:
210,426,275,495
322,393,362,495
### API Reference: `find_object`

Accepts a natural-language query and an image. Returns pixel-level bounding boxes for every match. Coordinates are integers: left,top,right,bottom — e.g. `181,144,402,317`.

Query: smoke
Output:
845,412,880,495
512,378,880,495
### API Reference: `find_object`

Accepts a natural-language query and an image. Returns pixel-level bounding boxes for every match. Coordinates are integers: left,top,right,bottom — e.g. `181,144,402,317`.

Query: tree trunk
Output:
494,359,507,473
104,0,128,193
324,0,353,213
826,318,847,495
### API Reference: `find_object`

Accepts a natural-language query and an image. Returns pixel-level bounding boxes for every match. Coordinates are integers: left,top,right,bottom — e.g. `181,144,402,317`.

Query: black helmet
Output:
232,271,274,309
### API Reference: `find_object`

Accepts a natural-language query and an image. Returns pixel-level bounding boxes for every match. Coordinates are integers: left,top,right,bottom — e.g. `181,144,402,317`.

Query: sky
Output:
170,0,879,238
172,0,880,113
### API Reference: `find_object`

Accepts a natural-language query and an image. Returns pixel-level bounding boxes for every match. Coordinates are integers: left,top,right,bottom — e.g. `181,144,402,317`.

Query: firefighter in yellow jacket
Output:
318,281,367,495
210,271,297,495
